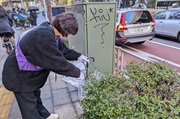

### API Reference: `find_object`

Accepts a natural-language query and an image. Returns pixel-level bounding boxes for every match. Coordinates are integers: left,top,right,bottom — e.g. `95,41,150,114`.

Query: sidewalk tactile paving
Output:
0,85,14,119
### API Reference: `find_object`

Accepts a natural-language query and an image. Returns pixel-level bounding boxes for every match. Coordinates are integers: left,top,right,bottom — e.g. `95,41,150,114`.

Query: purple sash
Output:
15,30,43,71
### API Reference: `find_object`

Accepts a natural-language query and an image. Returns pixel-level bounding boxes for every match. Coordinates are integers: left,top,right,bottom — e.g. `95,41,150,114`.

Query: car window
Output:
124,11,152,24
157,1,177,7
153,11,167,19
168,11,180,20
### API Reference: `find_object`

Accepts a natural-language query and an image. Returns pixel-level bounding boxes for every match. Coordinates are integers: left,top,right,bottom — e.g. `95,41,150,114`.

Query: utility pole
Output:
43,0,52,23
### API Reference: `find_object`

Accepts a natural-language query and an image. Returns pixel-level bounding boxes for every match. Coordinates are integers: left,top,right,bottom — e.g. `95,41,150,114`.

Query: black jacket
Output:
2,22,81,92
0,15,14,35
30,12,37,26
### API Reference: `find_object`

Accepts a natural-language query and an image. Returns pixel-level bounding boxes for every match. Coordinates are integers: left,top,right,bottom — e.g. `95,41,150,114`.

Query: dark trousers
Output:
14,90,50,119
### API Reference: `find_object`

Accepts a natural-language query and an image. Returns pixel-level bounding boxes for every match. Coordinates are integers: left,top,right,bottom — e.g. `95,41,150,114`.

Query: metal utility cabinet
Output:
66,2,116,74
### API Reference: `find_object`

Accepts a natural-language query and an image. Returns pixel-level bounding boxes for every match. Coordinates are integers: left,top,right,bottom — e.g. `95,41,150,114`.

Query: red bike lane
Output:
120,41,180,72
129,41,180,64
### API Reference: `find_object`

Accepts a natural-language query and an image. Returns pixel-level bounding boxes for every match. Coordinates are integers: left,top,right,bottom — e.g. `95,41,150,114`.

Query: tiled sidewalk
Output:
8,72,83,119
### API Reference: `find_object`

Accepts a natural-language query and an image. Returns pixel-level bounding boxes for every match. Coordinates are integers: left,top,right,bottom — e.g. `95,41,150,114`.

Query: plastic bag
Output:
63,60,86,99
93,69,104,80
63,60,105,100
63,60,86,87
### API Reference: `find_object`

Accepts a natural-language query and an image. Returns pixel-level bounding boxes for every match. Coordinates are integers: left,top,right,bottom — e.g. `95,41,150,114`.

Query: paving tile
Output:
0,72,2,79
67,83,78,92
51,78,67,91
0,64,4,70
47,108,54,114
1,54,8,61
50,74,64,84
8,115,23,119
48,72,56,80
52,88,71,106
42,98,54,114
0,68,3,74
73,101,83,116
70,91,79,102
54,103,77,119
44,77,50,85
57,74,63,78
41,84,51,99
8,98,21,117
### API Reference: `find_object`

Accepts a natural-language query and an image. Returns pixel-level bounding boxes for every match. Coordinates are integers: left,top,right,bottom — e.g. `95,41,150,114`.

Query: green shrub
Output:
79,61,180,119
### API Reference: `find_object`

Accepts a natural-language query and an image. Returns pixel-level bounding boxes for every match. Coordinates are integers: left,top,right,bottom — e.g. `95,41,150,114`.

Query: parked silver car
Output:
116,9,155,45
153,8,180,42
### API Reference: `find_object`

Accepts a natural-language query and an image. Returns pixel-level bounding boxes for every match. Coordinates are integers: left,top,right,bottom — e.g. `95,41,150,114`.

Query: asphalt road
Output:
152,36,180,48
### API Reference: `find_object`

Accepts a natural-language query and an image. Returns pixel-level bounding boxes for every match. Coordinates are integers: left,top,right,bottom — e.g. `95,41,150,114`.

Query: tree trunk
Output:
21,0,25,8
25,1,29,9
9,0,13,10
45,0,52,23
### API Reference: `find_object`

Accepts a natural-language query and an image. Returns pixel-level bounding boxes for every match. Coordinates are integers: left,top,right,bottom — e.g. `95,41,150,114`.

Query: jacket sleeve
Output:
7,15,12,21
7,15,13,25
20,29,80,78
58,39,81,61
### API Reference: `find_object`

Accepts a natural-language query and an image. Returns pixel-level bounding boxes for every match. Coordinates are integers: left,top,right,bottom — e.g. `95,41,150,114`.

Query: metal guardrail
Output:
114,46,180,77
114,46,150,77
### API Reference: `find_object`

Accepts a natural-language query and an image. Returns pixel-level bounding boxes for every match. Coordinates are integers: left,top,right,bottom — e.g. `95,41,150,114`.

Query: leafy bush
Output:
79,61,180,119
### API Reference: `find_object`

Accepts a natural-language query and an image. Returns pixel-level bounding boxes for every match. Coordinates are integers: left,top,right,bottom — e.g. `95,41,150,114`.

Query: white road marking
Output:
149,41,180,50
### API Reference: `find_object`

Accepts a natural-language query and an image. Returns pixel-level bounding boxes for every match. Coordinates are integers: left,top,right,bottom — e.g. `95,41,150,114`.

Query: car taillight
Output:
152,22,155,27
116,13,127,30
150,13,155,27
117,38,126,41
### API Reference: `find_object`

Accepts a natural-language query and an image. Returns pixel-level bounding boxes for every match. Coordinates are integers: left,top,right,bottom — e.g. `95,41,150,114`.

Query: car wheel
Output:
178,33,180,43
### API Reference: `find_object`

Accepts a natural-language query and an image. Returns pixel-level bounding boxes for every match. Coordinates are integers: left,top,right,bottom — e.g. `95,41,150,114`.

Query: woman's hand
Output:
78,55,89,63
77,72,84,80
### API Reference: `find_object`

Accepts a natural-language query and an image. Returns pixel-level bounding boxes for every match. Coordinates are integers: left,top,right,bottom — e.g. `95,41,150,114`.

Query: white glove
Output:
77,72,84,80
78,55,89,63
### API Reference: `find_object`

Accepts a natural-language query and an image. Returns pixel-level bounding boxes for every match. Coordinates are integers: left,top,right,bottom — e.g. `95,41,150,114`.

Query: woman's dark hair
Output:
0,5,7,18
52,12,78,37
